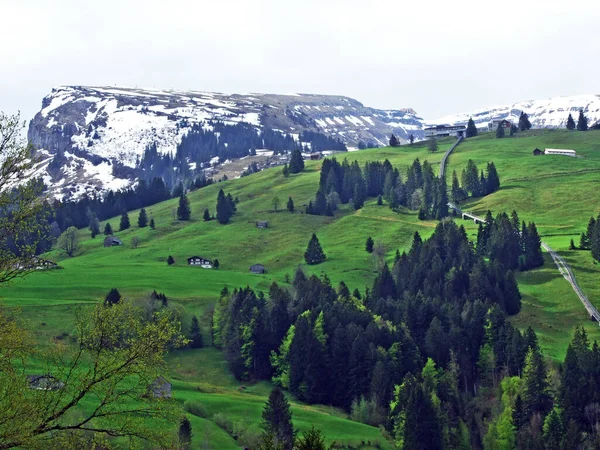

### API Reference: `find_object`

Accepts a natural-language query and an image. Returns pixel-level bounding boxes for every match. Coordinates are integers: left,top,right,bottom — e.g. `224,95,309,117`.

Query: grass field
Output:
2,130,600,447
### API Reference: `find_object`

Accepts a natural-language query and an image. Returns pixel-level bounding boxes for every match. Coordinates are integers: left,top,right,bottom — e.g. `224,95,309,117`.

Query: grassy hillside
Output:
445,129,600,359
3,130,600,446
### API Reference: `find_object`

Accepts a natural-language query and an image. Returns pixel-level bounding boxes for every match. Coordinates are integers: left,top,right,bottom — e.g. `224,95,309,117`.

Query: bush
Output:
212,413,233,435
183,400,209,418
350,396,385,427
232,421,262,448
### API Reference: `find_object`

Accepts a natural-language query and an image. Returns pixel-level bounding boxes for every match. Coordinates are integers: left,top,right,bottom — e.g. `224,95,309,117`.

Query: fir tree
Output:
203,208,210,222
177,194,191,221
190,315,203,348
287,197,294,213
178,416,193,450
288,150,305,174
149,218,155,229
137,208,148,228
365,236,374,253
389,134,399,147
119,211,130,231
104,222,113,236
591,220,600,261
451,170,466,203
216,189,233,224
427,136,439,153
304,234,326,265
569,238,576,250
577,110,588,131
543,406,564,450
496,123,505,139
295,427,326,450
167,255,175,265
518,112,532,131
409,134,415,146
522,347,552,417
566,113,576,130
262,387,295,450
213,259,219,269
104,288,121,306
466,117,478,137
485,162,500,194
377,194,383,205
282,164,289,177
89,216,100,238
580,232,590,250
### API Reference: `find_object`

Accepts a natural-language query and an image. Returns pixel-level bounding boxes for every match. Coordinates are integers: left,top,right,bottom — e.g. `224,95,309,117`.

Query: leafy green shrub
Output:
233,421,262,448
212,412,233,435
183,400,209,418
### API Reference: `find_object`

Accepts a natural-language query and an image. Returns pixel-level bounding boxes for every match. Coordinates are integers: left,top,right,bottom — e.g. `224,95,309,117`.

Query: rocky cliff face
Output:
28,86,423,200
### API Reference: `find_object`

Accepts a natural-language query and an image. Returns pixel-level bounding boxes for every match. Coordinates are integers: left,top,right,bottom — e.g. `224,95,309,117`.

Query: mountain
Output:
429,93,600,128
27,86,422,200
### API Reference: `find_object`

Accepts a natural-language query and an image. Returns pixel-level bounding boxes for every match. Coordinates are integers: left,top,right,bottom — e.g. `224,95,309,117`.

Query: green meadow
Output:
3,130,600,447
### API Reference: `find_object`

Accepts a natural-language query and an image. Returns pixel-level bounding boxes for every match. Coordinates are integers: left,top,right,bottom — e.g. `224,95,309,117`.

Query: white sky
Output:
2,0,599,122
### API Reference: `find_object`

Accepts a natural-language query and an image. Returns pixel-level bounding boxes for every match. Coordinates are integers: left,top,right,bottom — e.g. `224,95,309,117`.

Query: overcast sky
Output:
2,0,599,122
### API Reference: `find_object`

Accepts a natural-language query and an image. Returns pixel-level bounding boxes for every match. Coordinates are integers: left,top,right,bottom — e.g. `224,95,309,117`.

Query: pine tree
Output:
513,394,527,430
466,117,478,137
304,234,326,265
262,387,295,450
569,238,576,250
203,208,210,222
295,427,326,450
177,194,191,221
566,113,576,130
149,218,155,229
365,236,374,253
389,134,399,147
288,150,305,174
486,162,500,194
518,112,532,131
104,288,121,306
216,189,233,224
543,406,564,450
496,123,505,139
178,416,193,450
104,222,113,236
89,216,100,238
119,211,130,231
427,136,439,153
522,347,551,417
592,220,600,261
190,315,203,348
167,255,175,265
577,110,588,131
377,194,383,205
409,134,415,146
287,197,294,213
137,208,148,227
213,259,219,269
282,164,290,177
580,232,590,249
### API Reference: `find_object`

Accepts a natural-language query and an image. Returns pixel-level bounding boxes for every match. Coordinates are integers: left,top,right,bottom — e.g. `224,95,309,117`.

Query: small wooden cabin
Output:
250,264,266,274
533,148,543,156
103,236,122,247
256,221,268,229
187,256,213,268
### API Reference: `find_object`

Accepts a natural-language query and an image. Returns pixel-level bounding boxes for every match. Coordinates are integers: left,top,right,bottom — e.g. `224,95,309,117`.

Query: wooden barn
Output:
256,221,268,229
533,148,543,156
249,264,266,274
103,236,122,247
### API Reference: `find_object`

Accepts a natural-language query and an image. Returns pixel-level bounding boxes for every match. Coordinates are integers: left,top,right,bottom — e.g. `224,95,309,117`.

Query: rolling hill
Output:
4,128,600,447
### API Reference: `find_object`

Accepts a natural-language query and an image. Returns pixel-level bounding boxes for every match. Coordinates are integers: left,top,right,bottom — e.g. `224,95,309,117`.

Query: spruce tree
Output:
119,211,130,231
304,234,326,265
89,216,100,238
377,194,383,205
577,110,588,131
203,208,210,222
365,236,374,253
190,315,203,348
485,162,500,194
288,150,305,174
409,134,415,146
177,194,191,221
496,123,505,139
295,427,326,450
282,164,289,177
216,189,233,224
167,255,175,265
389,134,399,147
262,387,295,450
569,238,576,250
591,220,600,261
213,259,219,269
149,218,155,229
178,417,193,450
427,136,438,153
566,113,576,130
287,197,294,213
104,288,121,306
137,208,148,228
518,112,532,131
104,222,113,236
522,347,551,417
466,117,478,137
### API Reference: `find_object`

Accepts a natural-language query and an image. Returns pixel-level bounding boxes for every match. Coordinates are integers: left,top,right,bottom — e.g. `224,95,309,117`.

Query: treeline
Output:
50,176,212,232
211,220,538,448
450,160,500,203
476,210,544,271
138,122,346,184
306,157,456,220
577,213,600,261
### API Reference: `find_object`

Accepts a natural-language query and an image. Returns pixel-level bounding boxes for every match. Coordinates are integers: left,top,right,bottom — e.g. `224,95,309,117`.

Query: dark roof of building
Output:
187,256,211,262
103,235,122,244
27,375,65,390
148,377,172,398
250,264,266,272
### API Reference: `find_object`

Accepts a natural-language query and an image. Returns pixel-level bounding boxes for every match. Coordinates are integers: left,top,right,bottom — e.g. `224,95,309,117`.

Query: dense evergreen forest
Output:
306,157,500,220
210,214,590,449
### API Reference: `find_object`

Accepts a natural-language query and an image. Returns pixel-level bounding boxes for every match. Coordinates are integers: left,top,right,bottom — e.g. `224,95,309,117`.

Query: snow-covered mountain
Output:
28,85,422,200
27,87,600,201
428,94,600,128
